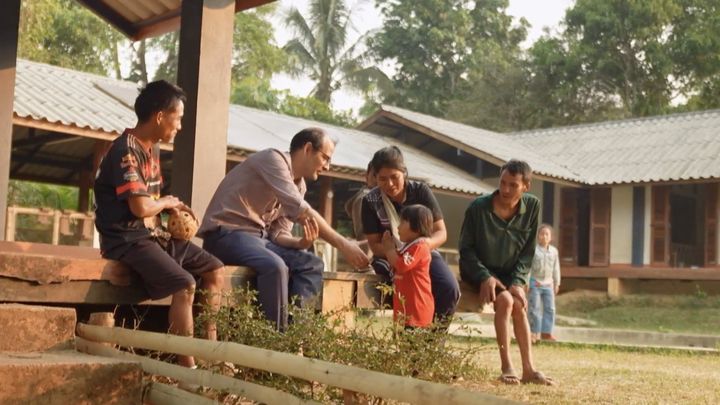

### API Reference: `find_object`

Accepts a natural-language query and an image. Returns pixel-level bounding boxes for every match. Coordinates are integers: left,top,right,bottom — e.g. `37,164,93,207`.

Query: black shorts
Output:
118,238,223,300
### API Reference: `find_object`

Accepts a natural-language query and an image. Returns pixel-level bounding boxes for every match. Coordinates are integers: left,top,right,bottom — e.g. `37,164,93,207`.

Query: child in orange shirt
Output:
381,204,435,328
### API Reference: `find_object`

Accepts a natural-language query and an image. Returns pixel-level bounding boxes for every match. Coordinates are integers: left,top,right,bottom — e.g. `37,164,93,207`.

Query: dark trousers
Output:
203,228,324,331
372,250,460,324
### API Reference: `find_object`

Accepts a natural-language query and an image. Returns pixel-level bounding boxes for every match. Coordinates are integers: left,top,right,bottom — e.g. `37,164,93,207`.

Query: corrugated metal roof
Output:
15,60,136,134
228,105,494,195
375,105,582,183
12,59,492,196
511,111,720,185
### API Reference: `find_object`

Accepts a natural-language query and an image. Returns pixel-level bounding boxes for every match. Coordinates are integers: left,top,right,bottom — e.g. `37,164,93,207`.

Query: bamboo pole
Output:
77,323,518,405
144,382,218,405
75,337,318,405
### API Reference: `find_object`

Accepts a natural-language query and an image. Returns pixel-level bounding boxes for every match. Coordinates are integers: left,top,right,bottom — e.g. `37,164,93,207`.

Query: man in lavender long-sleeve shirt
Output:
199,128,369,330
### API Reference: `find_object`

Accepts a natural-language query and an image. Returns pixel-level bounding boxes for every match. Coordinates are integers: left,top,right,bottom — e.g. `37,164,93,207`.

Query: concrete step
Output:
0,304,75,352
0,350,142,405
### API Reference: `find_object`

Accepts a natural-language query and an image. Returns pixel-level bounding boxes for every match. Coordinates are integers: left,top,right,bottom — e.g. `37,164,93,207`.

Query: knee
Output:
309,254,325,273
494,292,513,315
173,283,196,304
202,267,224,288
511,298,527,317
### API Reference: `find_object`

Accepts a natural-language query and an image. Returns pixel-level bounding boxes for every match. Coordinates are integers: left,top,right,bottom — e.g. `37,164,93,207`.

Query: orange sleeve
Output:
393,242,429,274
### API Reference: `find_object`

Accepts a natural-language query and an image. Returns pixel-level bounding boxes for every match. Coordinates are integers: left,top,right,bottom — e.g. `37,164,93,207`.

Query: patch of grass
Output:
556,292,720,335
459,343,720,404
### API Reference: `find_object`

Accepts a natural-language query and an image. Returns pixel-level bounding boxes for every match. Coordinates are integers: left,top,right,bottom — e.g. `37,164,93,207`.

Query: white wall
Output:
529,179,544,224
435,192,476,249
610,185,633,265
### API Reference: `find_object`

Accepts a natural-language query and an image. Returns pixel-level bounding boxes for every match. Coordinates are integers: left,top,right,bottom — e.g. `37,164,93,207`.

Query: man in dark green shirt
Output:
459,159,554,386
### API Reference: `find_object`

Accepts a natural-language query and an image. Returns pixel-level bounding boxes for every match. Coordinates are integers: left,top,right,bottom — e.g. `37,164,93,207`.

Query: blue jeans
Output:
528,281,556,334
203,228,324,331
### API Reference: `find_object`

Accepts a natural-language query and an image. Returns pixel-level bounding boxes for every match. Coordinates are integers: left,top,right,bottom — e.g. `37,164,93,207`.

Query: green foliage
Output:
18,0,123,76
196,287,485,402
370,0,475,116
7,180,80,244
283,0,390,105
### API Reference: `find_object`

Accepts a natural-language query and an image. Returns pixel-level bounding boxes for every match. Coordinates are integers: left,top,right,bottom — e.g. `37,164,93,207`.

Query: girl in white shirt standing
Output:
528,224,561,342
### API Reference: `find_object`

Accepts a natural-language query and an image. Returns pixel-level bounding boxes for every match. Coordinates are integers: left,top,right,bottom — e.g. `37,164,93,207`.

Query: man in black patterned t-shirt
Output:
94,80,224,370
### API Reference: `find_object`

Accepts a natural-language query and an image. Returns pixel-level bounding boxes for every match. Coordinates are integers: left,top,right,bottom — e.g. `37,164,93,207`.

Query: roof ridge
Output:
510,109,720,136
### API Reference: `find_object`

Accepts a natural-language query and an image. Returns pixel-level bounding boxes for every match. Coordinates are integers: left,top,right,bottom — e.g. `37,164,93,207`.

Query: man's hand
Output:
508,285,527,310
479,277,506,306
296,217,319,250
554,285,560,295
160,195,182,211
339,239,370,269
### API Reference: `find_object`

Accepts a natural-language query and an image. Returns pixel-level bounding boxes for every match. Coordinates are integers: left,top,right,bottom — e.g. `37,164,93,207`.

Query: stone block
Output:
0,350,142,405
0,304,75,352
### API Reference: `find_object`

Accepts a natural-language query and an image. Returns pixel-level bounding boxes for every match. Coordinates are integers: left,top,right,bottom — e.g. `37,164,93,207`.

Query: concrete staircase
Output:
0,304,143,405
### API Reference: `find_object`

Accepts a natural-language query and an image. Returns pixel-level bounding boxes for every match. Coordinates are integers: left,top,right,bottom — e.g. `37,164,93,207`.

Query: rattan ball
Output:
167,210,199,240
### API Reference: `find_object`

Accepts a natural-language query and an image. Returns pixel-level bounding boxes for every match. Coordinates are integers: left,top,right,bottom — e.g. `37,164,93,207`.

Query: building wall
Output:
529,180,544,224
435,192,476,249
610,185,633,265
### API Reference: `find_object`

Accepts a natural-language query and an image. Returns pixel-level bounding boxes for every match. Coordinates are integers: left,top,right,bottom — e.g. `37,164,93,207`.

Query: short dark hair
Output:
134,80,186,123
500,159,532,184
539,223,553,234
290,127,327,153
400,204,433,238
370,146,407,175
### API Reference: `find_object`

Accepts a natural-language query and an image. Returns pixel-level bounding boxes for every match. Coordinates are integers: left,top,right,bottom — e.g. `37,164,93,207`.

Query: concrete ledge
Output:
0,304,75,352
0,350,142,404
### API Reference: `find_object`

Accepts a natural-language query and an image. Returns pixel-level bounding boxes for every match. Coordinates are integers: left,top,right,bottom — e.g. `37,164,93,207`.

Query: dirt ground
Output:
457,343,720,404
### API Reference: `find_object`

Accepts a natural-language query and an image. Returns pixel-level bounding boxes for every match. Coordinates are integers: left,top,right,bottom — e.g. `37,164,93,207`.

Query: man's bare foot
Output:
498,369,521,385
521,370,555,386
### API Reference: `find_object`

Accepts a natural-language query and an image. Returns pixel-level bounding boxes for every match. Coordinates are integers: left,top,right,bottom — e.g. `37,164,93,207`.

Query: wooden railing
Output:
75,322,517,405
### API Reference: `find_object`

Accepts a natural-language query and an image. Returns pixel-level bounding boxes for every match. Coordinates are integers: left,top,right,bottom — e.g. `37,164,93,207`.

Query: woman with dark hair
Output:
361,146,460,326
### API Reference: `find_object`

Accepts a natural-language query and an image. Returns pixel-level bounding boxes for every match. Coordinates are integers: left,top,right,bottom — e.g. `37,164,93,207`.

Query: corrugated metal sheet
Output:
377,105,582,182
15,60,136,134
228,105,494,195
511,111,720,185
12,60,492,196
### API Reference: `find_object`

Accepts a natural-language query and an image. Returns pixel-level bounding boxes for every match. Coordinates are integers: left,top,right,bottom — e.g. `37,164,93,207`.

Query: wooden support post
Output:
4,206,15,242
607,277,624,298
321,279,356,329
78,169,92,213
88,312,116,347
174,0,234,221
51,210,61,245
0,0,21,241
319,176,333,225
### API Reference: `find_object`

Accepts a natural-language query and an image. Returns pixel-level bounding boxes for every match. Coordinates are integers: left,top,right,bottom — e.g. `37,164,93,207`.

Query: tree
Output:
445,0,531,131
561,0,681,117
669,0,720,109
283,0,389,105
18,0,123,76
370,0,474,116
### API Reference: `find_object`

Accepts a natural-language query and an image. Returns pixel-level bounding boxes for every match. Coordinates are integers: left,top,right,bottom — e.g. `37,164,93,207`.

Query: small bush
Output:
195,287,486,402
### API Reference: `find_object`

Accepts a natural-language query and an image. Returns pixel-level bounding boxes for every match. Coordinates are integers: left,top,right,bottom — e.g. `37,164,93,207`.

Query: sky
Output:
270,0,575,113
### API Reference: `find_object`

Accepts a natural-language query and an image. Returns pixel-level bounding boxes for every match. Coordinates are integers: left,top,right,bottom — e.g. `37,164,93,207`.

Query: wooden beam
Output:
11,132,67,149
75,0,138,39
0,0,20,241
174,0,235,220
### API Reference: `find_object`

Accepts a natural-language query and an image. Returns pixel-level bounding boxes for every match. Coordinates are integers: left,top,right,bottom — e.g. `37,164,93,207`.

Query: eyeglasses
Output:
316,149,332,165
